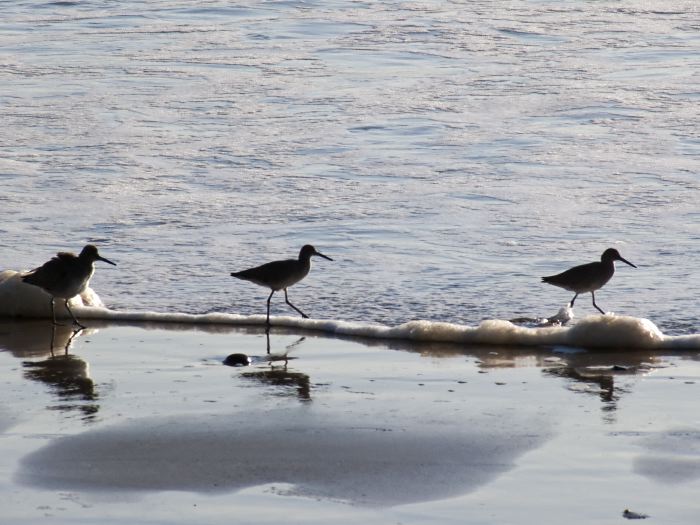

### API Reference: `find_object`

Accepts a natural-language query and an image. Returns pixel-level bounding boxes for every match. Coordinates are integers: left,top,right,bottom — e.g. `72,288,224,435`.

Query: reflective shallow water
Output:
2,5,699,520
0,321,699,523
1,1,698,335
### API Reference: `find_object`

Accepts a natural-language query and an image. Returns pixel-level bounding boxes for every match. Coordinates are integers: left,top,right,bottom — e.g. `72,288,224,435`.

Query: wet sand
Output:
0,320,699,524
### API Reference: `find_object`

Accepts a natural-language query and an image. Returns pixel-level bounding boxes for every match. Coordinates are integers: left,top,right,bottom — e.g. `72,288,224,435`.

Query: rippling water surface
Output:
1,1,698,333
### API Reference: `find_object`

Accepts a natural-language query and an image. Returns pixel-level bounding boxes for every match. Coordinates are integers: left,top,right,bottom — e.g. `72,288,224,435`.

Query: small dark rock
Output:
224,353,251,367
623,509,649,520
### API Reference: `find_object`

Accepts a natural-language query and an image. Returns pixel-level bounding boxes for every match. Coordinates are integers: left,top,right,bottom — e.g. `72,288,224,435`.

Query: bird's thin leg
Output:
49,297,57,325
50,297,71,327
266,290,275,326
66,326,83,355
569,293,578,308
591,292,606,315
64,299,85,329
50,323,56,355
284,289,308,319
265,326,271,354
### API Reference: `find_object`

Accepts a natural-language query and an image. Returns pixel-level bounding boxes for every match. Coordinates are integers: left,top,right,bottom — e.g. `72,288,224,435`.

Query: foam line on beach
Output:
72,307,698,350
1,272,698,350
0,270,104,316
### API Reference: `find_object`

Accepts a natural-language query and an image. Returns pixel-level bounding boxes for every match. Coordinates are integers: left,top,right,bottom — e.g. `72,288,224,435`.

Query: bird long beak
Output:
315,251,333,261
618,256,636,268
98,255,117,266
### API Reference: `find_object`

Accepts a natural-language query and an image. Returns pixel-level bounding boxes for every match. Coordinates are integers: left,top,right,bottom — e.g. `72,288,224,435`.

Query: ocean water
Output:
1,0,699,336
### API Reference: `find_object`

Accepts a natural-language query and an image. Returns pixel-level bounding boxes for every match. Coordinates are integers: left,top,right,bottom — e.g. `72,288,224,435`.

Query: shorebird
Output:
22,244,116,328
542,248,636,314
231,244,332,325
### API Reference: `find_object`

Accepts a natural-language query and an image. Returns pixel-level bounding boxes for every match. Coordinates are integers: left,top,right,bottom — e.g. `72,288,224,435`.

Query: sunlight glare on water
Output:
0,0,698,334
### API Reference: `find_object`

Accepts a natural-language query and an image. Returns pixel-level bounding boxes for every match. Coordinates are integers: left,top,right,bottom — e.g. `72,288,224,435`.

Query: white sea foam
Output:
1,276,697,351
0,270,104,318
89,311,698,351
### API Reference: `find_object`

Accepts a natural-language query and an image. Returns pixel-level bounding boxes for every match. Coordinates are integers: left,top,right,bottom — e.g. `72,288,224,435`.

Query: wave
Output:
1,270,698,350
0,270,104,317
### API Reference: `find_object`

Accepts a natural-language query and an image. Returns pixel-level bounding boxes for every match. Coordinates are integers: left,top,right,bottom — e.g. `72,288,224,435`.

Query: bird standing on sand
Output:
542,248,636,315
231,245,333,325
22,244,116,328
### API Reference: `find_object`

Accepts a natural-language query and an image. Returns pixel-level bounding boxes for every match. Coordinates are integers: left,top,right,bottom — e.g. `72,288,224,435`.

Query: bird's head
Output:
81,244,117,266
602,248,636,268
300,245,333,261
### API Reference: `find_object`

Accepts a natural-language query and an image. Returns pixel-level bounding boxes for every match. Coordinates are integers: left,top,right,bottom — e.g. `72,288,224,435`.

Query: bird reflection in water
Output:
457,344,658,423
543,361,636,421
542,349,657,423
241,334,311,402
17,323,100,421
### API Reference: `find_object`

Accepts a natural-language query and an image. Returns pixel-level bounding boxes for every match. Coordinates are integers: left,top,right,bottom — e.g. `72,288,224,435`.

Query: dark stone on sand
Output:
623,509,649,519
224,353,251,367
